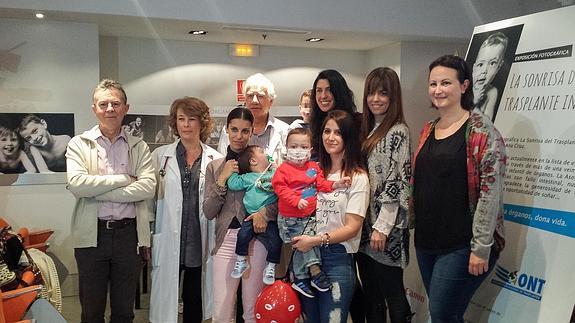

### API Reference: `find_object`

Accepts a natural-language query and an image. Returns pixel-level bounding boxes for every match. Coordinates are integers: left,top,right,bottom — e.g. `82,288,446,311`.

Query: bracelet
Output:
320,232,330,247
215,182,227,192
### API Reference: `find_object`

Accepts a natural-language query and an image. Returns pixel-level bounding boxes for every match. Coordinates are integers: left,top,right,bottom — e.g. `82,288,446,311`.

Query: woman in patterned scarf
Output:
357,67,413,323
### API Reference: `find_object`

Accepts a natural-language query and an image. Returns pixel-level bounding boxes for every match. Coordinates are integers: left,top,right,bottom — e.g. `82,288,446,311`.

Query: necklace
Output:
437,110,469,129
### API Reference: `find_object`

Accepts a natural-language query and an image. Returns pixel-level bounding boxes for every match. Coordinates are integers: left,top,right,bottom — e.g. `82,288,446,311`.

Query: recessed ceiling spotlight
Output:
189,30,208,35
35,12,45,19
306,38,324,42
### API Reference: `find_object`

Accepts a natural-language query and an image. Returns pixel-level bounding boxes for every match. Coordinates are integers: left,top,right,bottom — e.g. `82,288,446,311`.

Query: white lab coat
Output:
149,140,222,323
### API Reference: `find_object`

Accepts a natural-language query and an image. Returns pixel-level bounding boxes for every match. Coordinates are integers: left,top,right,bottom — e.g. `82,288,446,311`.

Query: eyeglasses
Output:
245,92,268,100
97,101,123,109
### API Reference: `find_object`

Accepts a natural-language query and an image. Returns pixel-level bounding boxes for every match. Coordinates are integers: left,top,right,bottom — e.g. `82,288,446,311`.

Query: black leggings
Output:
356,252,412,323
180,266,202,323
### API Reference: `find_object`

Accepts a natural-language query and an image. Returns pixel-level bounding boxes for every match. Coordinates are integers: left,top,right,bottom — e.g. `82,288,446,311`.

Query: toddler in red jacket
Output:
272,127,350,298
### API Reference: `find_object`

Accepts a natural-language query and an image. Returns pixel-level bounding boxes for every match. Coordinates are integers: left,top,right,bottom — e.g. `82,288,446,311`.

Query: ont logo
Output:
491,265,546,301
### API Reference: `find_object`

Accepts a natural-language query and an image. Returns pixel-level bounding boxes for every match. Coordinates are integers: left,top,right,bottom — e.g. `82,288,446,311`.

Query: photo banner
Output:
466,6,575,323
404,5,575,323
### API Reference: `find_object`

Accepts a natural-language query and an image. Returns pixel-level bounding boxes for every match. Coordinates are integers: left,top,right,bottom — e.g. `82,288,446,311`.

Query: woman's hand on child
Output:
297,199,309,210
333,176,352,189
291,235,317,253
245,209,268,233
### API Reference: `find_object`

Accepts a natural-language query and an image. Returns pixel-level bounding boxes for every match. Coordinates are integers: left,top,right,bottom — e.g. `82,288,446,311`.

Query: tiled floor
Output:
61,292,350,322
61,293,152,323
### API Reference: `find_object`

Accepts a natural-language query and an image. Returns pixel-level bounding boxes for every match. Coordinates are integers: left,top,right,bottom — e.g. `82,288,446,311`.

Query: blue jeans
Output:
235,219,283,264
278,215,320,279
300,244,356,323
416,246,497,323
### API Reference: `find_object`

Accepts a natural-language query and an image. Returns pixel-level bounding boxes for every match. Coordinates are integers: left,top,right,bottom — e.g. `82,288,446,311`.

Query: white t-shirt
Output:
315,171,370,253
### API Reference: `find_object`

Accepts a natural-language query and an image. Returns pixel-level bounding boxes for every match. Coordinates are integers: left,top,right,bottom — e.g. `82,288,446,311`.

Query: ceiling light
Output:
35,13,45,19
229,44,259,57
189,30,207,35
222,25,311,35
306,38,324,42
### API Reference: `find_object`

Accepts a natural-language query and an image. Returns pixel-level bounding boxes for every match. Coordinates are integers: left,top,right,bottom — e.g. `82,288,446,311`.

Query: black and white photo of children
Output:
0,113,74,173
122,114,175,152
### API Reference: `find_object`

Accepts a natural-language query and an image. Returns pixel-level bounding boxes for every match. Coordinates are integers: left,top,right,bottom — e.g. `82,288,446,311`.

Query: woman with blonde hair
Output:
150,97,222,323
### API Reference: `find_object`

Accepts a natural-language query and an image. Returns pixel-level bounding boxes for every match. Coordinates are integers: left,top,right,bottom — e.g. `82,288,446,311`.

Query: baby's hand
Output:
473,83,486,104
223,159,238,174
333,176,351,189
297,199,309,209
217,159,238,185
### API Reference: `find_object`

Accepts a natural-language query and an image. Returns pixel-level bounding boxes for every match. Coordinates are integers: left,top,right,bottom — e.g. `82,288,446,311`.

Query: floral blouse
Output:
412,111,507,259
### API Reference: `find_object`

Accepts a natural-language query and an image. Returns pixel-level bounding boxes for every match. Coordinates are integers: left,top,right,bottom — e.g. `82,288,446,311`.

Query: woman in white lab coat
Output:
149,97,222,323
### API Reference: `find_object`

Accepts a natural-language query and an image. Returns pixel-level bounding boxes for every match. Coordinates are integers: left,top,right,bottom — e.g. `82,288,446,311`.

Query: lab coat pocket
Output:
152,233,162,268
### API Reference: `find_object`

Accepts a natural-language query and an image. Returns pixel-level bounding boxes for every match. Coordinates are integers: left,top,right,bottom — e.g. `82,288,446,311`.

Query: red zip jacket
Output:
272,160,334,217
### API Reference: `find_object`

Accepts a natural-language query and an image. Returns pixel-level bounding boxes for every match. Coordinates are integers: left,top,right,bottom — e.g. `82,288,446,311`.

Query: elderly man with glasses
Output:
217,73,288,164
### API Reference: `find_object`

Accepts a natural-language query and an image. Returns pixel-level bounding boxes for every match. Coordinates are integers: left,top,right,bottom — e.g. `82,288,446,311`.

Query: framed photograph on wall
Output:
122,114,176,152
465,24,524,121
0,112,74,185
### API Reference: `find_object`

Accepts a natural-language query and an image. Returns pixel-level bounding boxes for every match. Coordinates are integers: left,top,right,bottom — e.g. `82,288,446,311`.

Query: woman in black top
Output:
412,55,506,323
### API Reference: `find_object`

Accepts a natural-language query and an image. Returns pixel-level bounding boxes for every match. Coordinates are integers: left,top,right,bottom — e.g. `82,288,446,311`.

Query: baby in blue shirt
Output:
227,145,282,285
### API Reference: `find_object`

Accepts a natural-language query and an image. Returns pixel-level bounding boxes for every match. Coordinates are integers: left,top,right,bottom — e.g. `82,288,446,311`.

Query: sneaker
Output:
310,271,331,292
263,265,276,285
291,279,315,298
231,259,250,278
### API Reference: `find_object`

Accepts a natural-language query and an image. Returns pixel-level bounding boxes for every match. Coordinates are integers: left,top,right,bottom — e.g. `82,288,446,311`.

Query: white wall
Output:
101,36,367,113
366,42,402,76
399,40,468,142
0,19,100,296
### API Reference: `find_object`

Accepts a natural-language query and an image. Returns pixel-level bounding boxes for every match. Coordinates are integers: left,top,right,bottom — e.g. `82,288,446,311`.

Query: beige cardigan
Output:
66,125,156,248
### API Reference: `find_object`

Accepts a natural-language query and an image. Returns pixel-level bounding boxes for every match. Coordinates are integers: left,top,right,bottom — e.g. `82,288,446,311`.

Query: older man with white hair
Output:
217,73,288,163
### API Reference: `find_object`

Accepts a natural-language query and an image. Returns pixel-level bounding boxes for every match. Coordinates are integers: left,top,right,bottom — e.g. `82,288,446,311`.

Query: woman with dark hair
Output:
357,67,413,323
203,107,278,323
413,55,506,322
309,69,360,160
308,70,365,318
292,110,369,323
150,97,222,323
